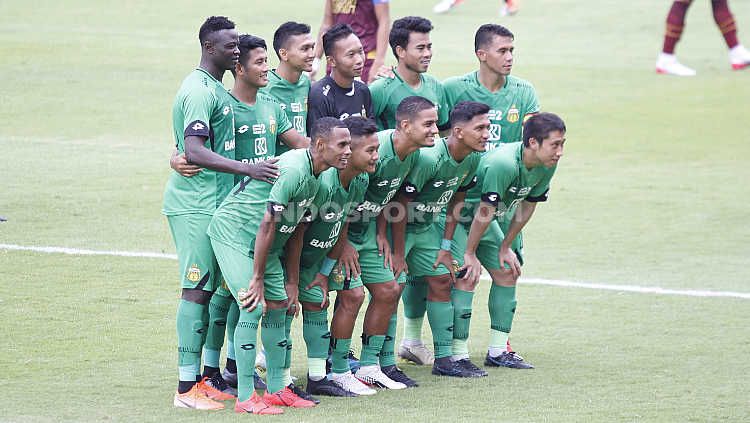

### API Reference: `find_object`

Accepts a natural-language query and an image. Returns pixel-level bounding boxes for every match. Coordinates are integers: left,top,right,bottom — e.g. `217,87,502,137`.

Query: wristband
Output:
440,238,452,251
319,257,336,276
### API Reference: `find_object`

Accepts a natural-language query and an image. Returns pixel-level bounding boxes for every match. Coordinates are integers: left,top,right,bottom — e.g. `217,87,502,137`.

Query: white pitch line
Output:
3,243,750,300
0,243,177,260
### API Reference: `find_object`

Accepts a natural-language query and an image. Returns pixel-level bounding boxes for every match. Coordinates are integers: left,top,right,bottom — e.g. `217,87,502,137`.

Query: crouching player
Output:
207,117,351,414
459,112,566,369
285,117,381,397
391,101,489,378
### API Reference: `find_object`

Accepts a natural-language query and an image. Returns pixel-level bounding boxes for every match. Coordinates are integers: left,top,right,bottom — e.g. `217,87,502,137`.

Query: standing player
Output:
207,117,352,414
284,117,380,397
369,16,449,131
262,21,316,154
334,96,438,388
444,24,539,150
200,34,309,397
312,0,391,83
308,24,374,133
164,16,279,411
656,0,750,76
391,101,489,377
459,112,566,369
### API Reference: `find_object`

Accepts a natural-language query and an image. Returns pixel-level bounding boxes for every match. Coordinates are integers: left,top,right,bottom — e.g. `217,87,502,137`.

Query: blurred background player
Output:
656,0,750,76
307,24,374,134
312,0,391,83
433,0,520,17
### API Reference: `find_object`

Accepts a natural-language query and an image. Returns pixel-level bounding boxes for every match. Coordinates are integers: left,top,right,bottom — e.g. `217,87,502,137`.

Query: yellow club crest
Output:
186,264,201,282
269,117,277,135
507,106,520,123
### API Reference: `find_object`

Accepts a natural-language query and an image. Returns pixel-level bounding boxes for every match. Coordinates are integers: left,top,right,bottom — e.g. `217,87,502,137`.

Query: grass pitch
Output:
1,0,749,421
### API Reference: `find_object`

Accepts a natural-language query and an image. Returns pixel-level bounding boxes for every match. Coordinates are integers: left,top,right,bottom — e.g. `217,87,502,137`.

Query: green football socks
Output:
426,300,454,359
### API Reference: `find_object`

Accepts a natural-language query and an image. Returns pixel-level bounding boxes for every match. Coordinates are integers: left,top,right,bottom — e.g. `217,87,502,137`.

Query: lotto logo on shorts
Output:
186,264,201,282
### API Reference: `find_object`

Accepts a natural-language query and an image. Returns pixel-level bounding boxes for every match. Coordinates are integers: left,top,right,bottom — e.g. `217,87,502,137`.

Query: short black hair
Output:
238,34,267,67
273,21,311,58
199,16,236,44
323,23,355,57
389,16,433,59
312,117,348,141
344,116,378,140
450,101,491,126
395,96,437,126
474,24,514,52
523,113,566,147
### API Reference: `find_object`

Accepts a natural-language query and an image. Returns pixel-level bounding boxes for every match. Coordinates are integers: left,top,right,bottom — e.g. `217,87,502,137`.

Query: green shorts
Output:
449,219,524,271
210,239,288,302
400,224,452,281
349,221,399,285
167,214,221,292
298,262,364,304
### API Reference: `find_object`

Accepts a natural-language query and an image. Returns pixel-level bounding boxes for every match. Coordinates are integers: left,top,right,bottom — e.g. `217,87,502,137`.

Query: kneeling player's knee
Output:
181,288,212,305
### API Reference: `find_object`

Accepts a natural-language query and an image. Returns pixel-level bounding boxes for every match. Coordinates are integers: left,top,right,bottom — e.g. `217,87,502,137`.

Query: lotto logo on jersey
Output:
252,124,266,135
433,180,444,188
404,185,416,193
223,106,231,115
377,180,389,187
237,125,249,134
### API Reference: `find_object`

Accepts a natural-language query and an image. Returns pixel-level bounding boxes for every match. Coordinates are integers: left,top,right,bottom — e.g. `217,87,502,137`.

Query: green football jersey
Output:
463,142,555,225
443,72,540,149
207,149,320,256
300,168,369,268
401,138,481,232
347,129,420,239
369,70,449,130
260,70,310,154
163,68,236,216
232,93,292,184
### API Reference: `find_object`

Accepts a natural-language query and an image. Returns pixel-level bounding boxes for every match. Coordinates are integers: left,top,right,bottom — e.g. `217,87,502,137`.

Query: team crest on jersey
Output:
186,264,201,282
507,106,520,123
269,117,277,135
